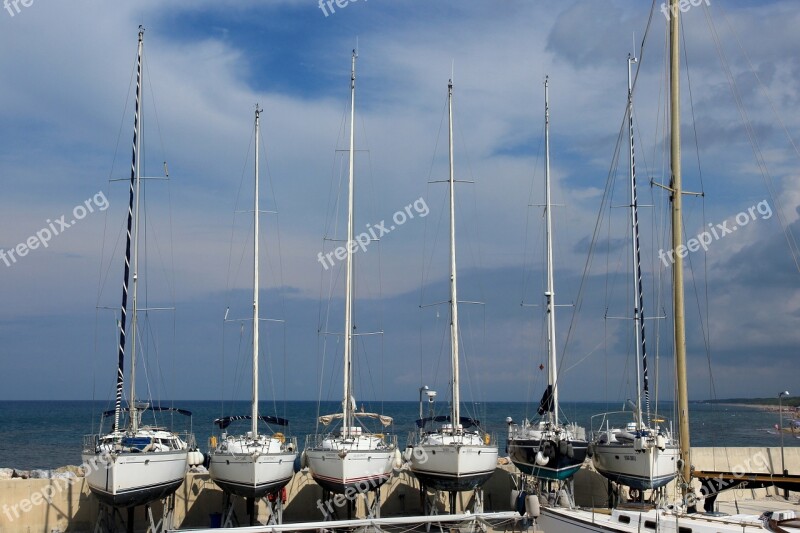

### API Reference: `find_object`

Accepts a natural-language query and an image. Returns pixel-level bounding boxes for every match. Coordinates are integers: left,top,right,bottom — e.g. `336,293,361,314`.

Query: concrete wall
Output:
0,447,796,532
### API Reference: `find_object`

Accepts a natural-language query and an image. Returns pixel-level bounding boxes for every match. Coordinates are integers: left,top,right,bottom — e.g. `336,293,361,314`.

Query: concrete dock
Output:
0,447,796,532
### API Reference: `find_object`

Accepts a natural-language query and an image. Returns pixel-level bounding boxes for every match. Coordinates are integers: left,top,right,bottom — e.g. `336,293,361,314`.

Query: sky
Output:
1,1,799,408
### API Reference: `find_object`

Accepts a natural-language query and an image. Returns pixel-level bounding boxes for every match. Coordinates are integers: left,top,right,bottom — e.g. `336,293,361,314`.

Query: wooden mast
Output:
669,0,693,503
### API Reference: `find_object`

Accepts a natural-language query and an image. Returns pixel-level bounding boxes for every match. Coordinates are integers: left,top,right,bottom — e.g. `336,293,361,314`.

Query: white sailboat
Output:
534,2,797,530
82,26,197,511
207,106,298,522
506,76,588,483
304,50,398,515
405,79,498,509
588,53,679,495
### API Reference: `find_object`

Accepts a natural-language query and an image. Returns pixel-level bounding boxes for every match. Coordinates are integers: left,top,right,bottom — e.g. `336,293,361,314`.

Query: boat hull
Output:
306,448,394,494
507,437,587,480
209,451,296,499
538,505,772,532
408,442,498,492
81,450,187,508
591,442,679,490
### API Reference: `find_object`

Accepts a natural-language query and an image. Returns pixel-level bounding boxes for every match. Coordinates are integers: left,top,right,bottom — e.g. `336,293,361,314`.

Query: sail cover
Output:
102,406,192,418
213,415,289,429
318,412,393,427
537,385,554,416
415,415,481,429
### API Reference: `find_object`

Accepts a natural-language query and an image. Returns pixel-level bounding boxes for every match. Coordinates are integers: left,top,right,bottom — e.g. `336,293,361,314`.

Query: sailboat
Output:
506,76,588,482
82,26,197,510
207,106,298,520
534,2,798,530
405,79,499,509
304,50,398,511
588,53,679,494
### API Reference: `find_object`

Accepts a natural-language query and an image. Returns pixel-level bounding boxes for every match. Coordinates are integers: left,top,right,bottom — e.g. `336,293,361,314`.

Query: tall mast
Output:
447,80,461,431
669,0,692,500
543,76,559,424
343,50,357,436
627,53,650,430
129,27,145,433
114,26,144,435
252,105,262,438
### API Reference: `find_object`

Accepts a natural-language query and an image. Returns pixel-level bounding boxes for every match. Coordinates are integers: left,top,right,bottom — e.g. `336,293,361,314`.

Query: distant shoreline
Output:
717,402,780,412
711,402,799,414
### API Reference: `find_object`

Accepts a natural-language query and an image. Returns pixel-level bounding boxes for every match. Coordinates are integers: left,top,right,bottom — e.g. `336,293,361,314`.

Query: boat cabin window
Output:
644,520,656,529
678,528,692,533
617,515,631,524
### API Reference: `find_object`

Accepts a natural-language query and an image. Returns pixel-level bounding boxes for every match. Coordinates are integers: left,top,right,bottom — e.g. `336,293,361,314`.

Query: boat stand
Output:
365,488,381,519
144,493,176,533
350,489,383,532
319,489,332,520
220,492,285,526
651,486,667,507
265,490,286,525
220,492,239,528
93,502,125,533
607,479,618,508
318,489,346,521
463,489,487,533
563,477,576,508
246,497,258,526
472,488,485,513
544,478,575,509
93,494,175,533
417,484,444,533
417,486,486,533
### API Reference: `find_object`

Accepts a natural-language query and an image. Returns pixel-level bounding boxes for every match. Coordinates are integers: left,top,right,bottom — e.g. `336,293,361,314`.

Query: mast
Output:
342,50,357,437
543,76,559,425
447,80,461,431
669,0,693,500
627,53,650,430
252,105,262,438
114,26,144,435
129,26,145,434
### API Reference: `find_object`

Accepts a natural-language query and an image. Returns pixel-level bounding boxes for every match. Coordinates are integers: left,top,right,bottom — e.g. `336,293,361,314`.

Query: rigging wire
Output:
702,5,800,273
315,98,349,433
418,93,450,404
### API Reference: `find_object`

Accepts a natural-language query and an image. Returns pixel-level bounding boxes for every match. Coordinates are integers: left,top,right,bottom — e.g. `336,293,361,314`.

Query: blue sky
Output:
1,1,798,407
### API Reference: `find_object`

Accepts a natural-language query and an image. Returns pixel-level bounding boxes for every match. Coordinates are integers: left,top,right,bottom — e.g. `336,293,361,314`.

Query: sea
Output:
0,400,796,471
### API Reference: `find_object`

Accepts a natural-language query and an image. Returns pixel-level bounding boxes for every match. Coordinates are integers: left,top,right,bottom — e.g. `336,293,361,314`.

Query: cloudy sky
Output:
1,1,798,408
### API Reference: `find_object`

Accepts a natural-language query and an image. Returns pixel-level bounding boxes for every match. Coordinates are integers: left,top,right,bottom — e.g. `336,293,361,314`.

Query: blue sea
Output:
0,400,795,470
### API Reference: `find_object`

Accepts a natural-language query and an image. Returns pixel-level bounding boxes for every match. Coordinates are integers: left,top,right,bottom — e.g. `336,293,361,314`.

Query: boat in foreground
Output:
406,79,498,510
304,50,397,514
589,52,678,495
208,107,297,512
506,76,587,483
82,27,196,511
